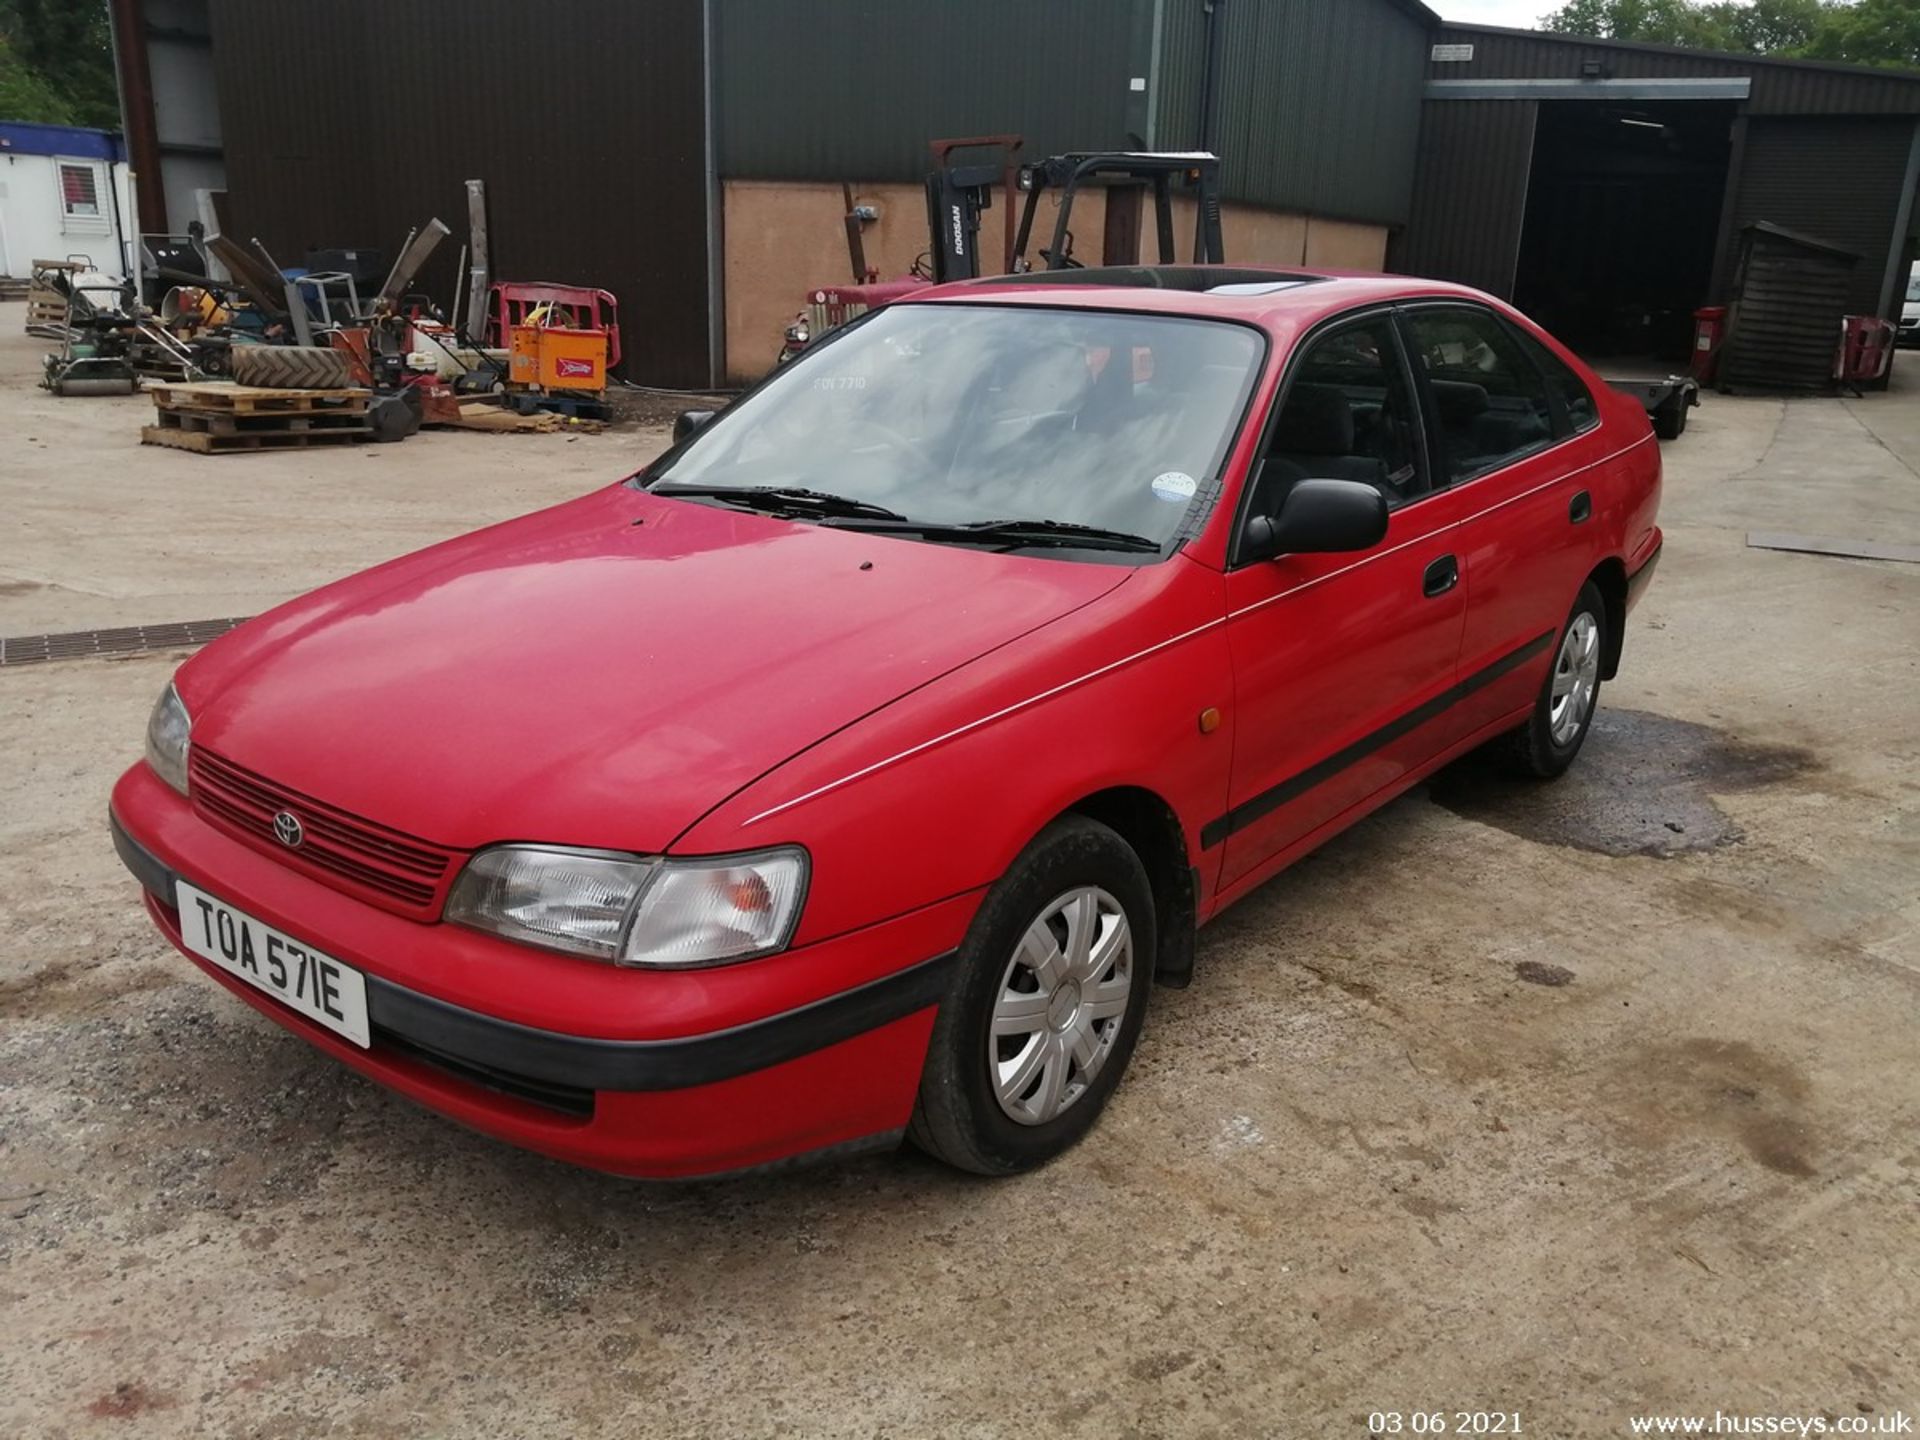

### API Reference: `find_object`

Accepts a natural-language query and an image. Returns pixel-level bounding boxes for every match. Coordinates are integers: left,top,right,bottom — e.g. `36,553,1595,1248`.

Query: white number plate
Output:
174,880,370,1048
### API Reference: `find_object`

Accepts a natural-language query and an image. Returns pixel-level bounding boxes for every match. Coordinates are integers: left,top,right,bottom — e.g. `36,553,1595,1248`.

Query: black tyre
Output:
910,816,1155,1175
1501,580,1607,779
230,344,352,391
1653,396,1688,440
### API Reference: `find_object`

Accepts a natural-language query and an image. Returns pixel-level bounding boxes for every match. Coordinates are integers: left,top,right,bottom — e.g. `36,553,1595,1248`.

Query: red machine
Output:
1690,305,1727,383
1836,314,1894,387
782,279,931,363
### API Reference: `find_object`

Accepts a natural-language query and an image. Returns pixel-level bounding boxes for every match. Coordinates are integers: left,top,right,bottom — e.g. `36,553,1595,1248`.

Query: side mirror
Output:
1243,478,1388,561
674,409,717,443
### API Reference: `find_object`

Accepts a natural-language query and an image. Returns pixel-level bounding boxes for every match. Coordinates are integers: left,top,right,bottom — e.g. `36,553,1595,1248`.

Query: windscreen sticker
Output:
1151,471,1198,503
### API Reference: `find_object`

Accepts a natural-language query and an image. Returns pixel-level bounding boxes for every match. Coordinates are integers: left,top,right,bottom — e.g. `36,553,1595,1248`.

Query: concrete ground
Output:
1,302,1915,1438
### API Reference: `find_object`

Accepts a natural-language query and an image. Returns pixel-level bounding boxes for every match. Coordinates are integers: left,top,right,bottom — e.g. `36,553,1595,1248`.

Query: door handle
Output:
1569,490,1592,524
1422,554,1459,598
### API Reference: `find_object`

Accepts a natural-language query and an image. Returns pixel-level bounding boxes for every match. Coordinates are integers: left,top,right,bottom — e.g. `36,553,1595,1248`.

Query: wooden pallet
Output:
146,381,372,416
26,286,68,330
141,424,365,454
149,406,370,437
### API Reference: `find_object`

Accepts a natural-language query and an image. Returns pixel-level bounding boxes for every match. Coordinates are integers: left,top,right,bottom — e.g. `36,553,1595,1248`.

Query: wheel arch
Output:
1588,556,1628,680
1059,785,1198,989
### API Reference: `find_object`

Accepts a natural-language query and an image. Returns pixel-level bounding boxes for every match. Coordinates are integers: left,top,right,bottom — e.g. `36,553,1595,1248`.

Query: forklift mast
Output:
922,135,1024,284
777,146,1228,368
1012,152,1226,272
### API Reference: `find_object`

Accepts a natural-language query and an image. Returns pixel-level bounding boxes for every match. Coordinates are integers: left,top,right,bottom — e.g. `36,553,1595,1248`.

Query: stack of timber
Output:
140,382,374,454
440,400,607,433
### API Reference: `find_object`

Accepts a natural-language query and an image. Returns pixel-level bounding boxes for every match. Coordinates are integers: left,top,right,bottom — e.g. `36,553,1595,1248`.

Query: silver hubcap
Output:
1549,611,1602,746
990,886,1134,1126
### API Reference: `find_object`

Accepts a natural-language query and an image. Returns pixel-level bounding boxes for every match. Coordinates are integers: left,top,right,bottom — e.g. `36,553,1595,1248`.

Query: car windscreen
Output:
1908,272,1920,302
649,303,1265,558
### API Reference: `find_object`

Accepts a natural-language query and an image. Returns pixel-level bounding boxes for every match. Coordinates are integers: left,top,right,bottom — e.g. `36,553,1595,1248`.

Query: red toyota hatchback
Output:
112,268,1661,1178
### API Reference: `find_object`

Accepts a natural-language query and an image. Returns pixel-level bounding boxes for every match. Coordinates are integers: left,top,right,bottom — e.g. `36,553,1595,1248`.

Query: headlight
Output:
445,844,808,969
145,681,191,795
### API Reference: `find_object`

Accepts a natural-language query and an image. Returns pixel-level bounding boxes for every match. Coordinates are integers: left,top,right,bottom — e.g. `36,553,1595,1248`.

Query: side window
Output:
56,160,110,236
1515,329,1598,434
1403,307,1557,481
1248,315,1428,523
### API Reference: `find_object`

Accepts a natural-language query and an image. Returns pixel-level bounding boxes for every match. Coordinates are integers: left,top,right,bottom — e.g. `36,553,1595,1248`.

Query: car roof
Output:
905,265,1496,330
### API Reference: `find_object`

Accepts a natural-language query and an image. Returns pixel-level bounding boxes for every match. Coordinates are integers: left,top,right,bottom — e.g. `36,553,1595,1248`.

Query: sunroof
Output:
1206,280,1317,295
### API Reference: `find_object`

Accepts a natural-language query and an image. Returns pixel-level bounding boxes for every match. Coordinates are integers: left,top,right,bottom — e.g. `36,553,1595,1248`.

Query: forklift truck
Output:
779,144,1226,363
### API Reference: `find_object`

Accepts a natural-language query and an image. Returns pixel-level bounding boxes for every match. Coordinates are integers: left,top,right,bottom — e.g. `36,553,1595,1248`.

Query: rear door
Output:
1217,308,1474,891
1397,304,1606,739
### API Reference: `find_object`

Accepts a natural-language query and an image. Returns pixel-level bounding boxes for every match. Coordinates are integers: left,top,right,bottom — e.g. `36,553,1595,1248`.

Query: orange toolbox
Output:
489,281,622,392
509,324,609,390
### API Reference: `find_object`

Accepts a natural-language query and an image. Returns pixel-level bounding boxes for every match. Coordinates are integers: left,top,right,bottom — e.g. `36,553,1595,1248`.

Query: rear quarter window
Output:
1513,328,1599,435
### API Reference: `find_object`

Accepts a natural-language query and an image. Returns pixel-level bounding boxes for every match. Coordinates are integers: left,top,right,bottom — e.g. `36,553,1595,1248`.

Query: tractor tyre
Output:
231,345,353,391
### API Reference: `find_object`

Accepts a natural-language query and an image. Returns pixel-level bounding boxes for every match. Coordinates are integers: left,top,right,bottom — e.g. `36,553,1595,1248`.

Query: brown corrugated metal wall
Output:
1388,100,1537,296
1396,25,1920,321
207,0,712,386
1728,117,1920,317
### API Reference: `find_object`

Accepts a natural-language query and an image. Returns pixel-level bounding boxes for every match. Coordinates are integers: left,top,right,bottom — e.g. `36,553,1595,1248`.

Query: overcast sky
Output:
1437,0,1556,27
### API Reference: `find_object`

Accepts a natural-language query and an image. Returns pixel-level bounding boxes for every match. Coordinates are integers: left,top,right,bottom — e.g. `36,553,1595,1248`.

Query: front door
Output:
1216,310,1472,891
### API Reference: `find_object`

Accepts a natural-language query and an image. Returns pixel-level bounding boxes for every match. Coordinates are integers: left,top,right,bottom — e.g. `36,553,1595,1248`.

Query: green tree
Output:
0,29,77,123
1538,0,1729,47
1711,0,1827,53
1540,0,1920,70
1798,0,1920,68
0,0,118,128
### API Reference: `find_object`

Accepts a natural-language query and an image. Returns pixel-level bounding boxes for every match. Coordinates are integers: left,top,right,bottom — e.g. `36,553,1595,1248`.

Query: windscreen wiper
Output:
823,516,1162,554
649,483,910,523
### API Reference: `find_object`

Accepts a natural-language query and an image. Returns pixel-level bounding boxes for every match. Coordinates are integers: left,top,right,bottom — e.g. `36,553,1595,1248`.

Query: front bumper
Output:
111,763,974,1178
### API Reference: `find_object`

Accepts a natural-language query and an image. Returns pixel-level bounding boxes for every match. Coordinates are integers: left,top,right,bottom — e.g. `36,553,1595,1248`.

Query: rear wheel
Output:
910,816,1154,1175
1653,395,1689,440
1501,581,1606,779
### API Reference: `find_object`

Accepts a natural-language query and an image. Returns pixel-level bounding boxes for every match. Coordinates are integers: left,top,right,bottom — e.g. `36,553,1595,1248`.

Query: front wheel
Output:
1501,581,1607,779
909,816,1155,1175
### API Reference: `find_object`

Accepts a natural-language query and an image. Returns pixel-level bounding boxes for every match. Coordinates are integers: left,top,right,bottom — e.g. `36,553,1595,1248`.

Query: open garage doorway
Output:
1513,100,1737,365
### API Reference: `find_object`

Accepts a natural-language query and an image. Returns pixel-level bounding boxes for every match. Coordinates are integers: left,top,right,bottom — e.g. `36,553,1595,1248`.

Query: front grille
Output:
189,747,460,917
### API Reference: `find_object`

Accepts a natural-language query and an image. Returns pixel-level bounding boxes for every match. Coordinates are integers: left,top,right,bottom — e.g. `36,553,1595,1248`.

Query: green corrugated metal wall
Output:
716,0,1431,227
1198,0,1431,223
714,0,1144,184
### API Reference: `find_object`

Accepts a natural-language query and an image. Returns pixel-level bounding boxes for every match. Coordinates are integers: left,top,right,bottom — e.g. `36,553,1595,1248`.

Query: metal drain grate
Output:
0,617,252,668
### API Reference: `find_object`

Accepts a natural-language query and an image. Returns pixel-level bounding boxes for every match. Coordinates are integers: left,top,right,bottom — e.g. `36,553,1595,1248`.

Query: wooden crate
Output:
146,381,372,416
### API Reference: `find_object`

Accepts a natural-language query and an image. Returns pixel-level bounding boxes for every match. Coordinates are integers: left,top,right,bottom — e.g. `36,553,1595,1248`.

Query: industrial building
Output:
1393,24,1920,370
103,1,1920,385
108,0,1435,385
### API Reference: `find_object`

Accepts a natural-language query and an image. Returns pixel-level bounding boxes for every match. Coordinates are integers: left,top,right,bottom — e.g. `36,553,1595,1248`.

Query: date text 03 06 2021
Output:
1370,1415,1523,1436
